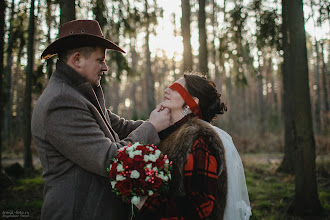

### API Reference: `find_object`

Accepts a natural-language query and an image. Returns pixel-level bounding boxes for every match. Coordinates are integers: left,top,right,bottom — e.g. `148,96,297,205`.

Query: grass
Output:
1,153,329,219
242,153,330,219
0,172,44,219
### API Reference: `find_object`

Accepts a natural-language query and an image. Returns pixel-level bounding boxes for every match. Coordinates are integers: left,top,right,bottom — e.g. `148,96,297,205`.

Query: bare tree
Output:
46,0,54,78
320,41,329,133
144,0,156,113
23,0,36,169
0,0,7,173
282,0,323,216
278,0,294,174
181,0,193,72
59,0,75,25
4,0,15,144
198,0,208,75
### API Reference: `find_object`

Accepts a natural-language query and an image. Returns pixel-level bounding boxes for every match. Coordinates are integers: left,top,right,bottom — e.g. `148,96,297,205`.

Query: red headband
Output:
169,83,202,119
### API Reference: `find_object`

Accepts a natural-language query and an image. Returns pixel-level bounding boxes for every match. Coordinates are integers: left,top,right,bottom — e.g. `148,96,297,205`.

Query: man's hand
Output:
149,104,171,132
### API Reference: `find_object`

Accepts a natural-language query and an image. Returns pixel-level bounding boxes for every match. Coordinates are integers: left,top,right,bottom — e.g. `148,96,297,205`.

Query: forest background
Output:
0,0,329,219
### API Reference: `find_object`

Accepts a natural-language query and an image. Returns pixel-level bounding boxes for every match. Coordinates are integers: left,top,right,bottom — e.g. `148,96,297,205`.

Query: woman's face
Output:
162,77,186,113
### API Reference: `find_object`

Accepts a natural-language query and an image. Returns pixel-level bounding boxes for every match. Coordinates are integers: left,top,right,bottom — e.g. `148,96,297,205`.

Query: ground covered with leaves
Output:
0,153,329,220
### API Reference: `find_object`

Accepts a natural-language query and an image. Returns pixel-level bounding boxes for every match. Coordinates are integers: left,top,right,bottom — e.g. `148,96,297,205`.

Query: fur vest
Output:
158,118,228,220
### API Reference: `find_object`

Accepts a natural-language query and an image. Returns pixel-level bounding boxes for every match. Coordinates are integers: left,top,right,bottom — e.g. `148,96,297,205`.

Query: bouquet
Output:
108,142,172,205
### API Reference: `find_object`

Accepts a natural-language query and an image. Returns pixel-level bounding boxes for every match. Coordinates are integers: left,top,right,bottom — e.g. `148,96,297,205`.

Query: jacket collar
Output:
53,59,117,140
54,59,86,87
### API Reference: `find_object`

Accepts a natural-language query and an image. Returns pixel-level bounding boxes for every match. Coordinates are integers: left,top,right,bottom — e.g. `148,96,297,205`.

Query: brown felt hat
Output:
41,20,125,59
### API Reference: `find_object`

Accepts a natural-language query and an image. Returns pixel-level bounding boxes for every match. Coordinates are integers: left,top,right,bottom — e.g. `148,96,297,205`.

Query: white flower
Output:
146,163,152,169
128,149,142,158
148,155,157,162
131,142,140,149
148,190,154,196
144,155,150,162
111,181,117,189
117,164,124,172
116,175,126,181
126,146,133,151
130,170,140,179
131,196,141,205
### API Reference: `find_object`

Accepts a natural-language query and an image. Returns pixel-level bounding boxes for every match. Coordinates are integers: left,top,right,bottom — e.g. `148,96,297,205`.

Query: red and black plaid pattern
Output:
140,137,219,220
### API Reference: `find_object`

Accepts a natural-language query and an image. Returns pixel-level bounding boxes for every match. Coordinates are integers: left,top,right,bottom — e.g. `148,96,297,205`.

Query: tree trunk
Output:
23,0,35,170
283,0,323,216
310,0,322,135
46,0,54,78
130,37,138,120
277,0,294,173
212,0,220,88
257,54,266,136
4,0,15,144
145,0,155,113
181,0,193,72
313,40,321,134
198,0,208,75
320,42,329,133
59,0,76,25
13,35,25,141
0,0,7,172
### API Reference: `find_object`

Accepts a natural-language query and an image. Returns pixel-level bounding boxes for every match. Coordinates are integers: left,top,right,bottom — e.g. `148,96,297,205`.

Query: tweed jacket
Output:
31,60,160,220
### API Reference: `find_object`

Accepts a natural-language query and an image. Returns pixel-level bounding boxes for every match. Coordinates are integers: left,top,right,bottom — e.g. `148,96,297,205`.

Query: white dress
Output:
208,123,252,220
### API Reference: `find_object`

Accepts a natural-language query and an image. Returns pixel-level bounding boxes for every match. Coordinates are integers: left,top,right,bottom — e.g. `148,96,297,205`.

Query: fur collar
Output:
159,118,225,176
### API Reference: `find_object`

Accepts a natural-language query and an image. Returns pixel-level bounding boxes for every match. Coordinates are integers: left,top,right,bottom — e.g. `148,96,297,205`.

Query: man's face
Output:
79,47,108,87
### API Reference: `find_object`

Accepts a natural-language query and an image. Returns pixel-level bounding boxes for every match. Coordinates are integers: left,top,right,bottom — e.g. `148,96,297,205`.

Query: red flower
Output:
117,151,128,161
109,163,118,179
155,158,165,168
134,155,144,162
116,180,133,197
136,145,148,152
153,177,163,189
122,157,134,167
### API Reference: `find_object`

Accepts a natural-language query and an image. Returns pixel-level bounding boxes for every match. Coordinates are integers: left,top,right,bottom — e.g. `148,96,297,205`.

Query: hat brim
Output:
41,34,126,59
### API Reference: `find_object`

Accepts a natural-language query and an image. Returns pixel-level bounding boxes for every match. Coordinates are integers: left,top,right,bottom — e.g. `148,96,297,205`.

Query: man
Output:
31,20,170,220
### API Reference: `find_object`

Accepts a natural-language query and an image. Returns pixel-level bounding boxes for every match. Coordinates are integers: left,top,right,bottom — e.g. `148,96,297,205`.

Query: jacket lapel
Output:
77,83,120,142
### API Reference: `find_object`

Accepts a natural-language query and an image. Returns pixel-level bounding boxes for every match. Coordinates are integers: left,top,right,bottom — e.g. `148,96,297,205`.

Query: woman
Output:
135,73,251,220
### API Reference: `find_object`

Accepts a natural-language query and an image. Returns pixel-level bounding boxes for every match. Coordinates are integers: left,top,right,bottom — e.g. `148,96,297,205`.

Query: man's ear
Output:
68,52,82,69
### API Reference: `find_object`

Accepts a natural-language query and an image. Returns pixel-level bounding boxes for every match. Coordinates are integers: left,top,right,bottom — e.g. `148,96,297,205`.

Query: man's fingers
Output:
155,104,162,112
